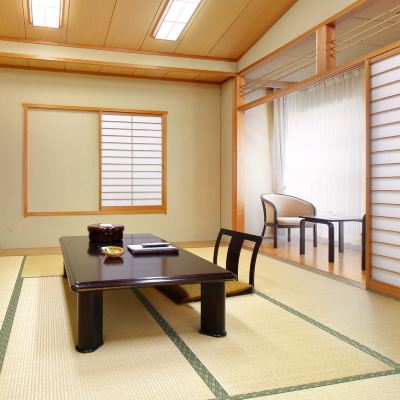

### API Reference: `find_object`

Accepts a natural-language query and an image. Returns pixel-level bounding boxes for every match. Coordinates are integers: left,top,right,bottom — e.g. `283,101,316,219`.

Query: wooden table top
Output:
60,233,235,292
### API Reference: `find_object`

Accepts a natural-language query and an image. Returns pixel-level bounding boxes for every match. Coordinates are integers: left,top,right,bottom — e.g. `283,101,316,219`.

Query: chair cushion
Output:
158,280,253,304
277,217,303,226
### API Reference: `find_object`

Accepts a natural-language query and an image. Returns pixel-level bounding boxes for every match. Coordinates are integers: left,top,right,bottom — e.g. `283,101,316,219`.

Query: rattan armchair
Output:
260,193,317,248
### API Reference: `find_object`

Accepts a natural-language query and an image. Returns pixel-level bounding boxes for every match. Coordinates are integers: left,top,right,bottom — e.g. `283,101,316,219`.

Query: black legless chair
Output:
157,228,263,304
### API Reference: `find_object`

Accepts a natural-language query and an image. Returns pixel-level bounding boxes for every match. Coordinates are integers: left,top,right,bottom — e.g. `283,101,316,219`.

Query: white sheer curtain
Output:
273,69,366,244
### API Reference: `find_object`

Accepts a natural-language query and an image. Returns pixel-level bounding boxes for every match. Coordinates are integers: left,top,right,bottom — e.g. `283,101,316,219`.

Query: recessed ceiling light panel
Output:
29,0,62,29
154,0,201,41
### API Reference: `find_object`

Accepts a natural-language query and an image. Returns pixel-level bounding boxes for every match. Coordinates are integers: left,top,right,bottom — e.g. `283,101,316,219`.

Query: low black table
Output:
60,234,235,353
299,215,365,266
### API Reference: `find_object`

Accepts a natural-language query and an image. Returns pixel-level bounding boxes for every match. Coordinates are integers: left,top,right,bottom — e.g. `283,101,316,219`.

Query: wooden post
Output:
316,24,336,74
232,76,245,231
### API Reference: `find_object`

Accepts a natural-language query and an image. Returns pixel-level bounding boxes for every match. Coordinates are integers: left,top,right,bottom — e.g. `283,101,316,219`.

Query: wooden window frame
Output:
23,104,167,217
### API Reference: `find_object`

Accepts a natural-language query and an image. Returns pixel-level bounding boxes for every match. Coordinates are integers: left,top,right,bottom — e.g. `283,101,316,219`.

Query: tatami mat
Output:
0,277,214,400
140,287,391,396
257,373,400,400
0,256,22,326
188,247,400,365
3,249,400,399
21,255,64,278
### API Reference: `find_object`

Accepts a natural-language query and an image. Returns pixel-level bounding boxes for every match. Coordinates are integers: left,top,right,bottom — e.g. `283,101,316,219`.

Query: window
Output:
24,104,167,216
273,69,365,244
100,112,166,212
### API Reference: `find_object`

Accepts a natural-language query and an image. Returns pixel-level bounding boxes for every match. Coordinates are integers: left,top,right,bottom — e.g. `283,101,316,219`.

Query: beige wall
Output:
220,79,233,230
244,90,274,236
28,108,99,212
0,68,221,248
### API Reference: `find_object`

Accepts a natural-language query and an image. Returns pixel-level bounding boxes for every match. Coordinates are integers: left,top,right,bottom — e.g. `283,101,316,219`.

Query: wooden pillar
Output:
316,24,336,74
232,76,245,231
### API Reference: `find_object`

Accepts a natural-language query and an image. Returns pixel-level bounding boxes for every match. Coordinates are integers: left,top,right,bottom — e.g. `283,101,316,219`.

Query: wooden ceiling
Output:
0,0,297,60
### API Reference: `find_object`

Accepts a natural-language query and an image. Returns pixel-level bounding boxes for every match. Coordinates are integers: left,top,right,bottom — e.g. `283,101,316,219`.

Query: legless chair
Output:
260,193,317,248
158,228,263,304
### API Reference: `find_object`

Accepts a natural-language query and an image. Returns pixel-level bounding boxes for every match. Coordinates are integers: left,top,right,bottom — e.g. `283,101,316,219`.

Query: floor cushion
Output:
157,280,253,304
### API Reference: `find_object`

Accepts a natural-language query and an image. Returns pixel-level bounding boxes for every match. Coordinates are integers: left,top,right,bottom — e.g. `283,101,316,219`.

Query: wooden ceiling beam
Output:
316,24,336,74
0,40,237,75
232,76,245,231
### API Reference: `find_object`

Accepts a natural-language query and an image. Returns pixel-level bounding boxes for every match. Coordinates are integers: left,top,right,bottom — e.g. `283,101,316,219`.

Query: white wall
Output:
244,90,273,236
0,68,221,248
239,0,362,71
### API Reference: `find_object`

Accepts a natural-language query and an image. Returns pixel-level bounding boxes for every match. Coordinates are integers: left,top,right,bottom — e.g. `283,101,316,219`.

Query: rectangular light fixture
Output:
29,0,63,28
154,0,202,41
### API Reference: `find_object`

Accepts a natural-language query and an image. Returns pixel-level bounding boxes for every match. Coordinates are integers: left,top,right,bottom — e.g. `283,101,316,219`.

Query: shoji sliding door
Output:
367,47,400,296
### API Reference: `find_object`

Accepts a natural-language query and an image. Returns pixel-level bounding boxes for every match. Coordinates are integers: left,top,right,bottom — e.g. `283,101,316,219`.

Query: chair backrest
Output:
213,228,263,287
260,193,315,222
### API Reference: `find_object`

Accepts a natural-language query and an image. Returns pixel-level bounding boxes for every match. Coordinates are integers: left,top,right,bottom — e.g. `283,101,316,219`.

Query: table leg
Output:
339,221,344,253
76,291,104,353
313,224,317,247
328,222,335,263
300,219,306,255
63,263,67,278
200,282,226,337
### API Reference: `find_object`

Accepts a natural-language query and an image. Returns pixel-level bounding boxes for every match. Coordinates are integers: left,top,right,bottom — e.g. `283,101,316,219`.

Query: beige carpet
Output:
21,255,64,278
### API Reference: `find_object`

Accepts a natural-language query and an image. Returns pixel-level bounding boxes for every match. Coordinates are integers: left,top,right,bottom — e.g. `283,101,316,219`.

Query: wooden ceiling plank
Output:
105,0,163,50
67,0,117,45
99,65,136,75
194,73,227,82
0,0,26,38
28,59,66,70
163,70,201,79
21,0,27,38
175,0,252,56
23,0,70,42
132,68,168,78
65,62,101,72
208,0,297,59
0,56,29,66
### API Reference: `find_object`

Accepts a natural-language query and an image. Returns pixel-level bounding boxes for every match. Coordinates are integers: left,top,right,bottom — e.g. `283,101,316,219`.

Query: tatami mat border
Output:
259,251,365,289
133,288,229,399
0,256,25,371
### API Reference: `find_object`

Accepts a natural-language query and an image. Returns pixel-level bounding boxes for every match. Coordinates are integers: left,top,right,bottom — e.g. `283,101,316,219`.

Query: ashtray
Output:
101,246,125,258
